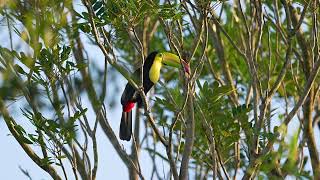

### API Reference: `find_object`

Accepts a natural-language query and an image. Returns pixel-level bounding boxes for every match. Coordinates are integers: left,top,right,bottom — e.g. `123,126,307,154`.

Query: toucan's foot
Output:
138,85,144,92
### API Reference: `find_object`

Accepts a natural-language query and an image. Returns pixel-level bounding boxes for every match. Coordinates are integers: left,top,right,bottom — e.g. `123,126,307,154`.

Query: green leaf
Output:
78,23,91,33
60,46,71,61
154,97,175,111
76,62,87,70
93,1,103,11
96,6,105,17
14,64,26,75
47,120,60,133
28,134,38,143
82,12,89,20
15,124,26,134
20,136,33,144
40,157,53,166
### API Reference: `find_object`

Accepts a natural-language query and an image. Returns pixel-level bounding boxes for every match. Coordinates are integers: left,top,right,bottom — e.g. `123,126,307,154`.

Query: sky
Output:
0,1,320,180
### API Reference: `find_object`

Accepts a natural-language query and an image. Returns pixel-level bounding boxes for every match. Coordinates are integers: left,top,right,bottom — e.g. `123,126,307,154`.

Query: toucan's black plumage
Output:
120,51,190,141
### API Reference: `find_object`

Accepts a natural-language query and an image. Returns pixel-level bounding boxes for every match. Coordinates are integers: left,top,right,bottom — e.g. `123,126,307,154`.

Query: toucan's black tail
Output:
120,111,132,141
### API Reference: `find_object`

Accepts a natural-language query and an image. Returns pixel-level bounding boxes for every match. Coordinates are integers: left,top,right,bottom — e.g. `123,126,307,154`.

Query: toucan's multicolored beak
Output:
161,52,190,75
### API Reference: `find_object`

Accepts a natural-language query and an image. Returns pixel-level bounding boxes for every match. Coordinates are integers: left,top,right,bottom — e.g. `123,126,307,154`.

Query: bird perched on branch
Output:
120,51,190,141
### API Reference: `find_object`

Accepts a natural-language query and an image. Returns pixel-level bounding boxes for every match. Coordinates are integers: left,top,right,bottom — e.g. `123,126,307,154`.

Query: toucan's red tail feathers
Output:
123,101,135,112
119,110,132,141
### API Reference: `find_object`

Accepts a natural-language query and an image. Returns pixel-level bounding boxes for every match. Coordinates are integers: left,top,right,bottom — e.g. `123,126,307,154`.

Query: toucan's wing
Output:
121,83,136,105
120,67,141,105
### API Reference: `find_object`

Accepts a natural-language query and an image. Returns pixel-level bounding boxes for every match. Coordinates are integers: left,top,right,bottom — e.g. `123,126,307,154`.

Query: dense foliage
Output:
0,0,319,179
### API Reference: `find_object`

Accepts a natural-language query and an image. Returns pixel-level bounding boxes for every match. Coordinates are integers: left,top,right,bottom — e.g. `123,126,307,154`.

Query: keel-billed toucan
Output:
120,51,190,141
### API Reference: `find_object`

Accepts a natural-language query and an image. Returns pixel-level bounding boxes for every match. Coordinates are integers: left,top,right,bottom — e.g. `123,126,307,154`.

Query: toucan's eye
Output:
158,53,163,58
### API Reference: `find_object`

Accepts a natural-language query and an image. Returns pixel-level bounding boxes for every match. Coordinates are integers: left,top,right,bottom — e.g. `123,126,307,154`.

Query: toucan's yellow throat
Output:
149,54,163,83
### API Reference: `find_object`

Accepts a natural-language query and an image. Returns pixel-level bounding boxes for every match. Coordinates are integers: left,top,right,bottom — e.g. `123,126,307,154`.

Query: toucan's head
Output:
154,52,190,75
